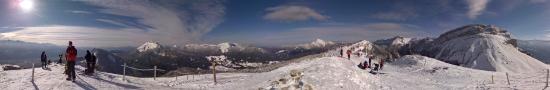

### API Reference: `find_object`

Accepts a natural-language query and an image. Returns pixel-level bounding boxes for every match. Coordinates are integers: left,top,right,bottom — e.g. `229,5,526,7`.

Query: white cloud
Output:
0,0,226,47
67,10,92,14
0,25,153,47
465,0,490,19
95,19,129,27
264,5,328,22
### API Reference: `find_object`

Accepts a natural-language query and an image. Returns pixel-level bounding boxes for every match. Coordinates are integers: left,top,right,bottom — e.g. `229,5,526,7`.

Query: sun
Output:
19,0,34,12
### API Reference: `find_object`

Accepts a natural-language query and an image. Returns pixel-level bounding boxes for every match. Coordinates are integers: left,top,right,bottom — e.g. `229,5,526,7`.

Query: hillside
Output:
403,24,549,72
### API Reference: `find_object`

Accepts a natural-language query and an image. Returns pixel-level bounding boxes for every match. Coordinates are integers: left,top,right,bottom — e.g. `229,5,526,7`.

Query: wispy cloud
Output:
1,0,226,47
95,19,128,27
0,25,152,47
263,5,328,22
465,0,490,19
66,10,92,14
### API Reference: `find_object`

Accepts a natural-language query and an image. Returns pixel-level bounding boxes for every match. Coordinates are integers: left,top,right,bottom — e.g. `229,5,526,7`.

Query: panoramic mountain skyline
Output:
1,0,550,47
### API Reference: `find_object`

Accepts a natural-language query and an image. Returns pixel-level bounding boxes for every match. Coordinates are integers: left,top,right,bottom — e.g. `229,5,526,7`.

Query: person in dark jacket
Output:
41,51,47,69
65,41,78,81
58,54,63,64
84,50,92,74
340,49,344,57
91,53,97,73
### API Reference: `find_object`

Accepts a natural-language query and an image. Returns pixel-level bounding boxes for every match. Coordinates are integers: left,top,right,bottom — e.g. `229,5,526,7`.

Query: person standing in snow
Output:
41,51,47,69
65,41,78,81
91,53,97,74
346,50,352,60
84,50,92,74
58,54,63,64
340,49,344,57
364,54,370,68
379,58,386,70
368,55,373,68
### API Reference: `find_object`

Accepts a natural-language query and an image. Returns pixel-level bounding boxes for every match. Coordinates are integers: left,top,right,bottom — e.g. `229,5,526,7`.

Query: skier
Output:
41,51,47,69
65,41,78,81
84,50,92,74
346,49,352,60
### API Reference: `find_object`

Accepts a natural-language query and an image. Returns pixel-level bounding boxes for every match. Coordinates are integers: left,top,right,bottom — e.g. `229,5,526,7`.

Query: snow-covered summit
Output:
183,42,265,53
297,39,336,49
217,42,243,53
374,36,412,47
435,24,511,43
137,41,162,52
427,24,548,72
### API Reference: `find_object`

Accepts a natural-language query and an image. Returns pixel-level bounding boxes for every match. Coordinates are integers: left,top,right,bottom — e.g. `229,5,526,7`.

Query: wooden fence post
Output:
506,72,510,85
154,66,157,80
31,63,35,82
213,62,217,84
123,63,126,81
546,69,549,87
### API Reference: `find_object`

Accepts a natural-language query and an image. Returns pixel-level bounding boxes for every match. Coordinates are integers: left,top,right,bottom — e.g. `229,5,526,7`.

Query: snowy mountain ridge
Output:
296,38,336,49
411,24,549,73
137,41,162,52
183,42,266,53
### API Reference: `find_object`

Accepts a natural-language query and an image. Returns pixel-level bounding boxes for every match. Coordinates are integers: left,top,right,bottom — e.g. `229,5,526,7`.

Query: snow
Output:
297,38,336,49
1,53,549,90
137,41,161,52
2,37,549,89
217,42,241,53
183,42,265,53
430,24,549,73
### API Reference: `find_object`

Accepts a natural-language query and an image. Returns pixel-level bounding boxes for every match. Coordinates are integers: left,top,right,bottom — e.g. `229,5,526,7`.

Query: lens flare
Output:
19,0,34,12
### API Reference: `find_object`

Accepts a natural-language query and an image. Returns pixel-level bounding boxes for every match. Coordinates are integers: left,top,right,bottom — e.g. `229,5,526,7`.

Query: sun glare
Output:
19,0,34,12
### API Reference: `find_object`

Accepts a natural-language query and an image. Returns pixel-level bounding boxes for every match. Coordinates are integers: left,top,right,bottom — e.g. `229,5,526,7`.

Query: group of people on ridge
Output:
340,47,385,72
40,41,97,82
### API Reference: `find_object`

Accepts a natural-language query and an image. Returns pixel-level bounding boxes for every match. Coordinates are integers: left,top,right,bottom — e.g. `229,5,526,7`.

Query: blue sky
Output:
0,0,549,47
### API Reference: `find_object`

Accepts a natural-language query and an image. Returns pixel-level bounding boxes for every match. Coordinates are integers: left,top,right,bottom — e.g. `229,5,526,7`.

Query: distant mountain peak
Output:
436,24,511,43
137,41,162,52
297,38,336,49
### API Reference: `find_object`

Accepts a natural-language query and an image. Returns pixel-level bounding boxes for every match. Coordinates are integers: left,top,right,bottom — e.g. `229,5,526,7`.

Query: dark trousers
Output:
41,61,47,68
86,62,95,73
67,61,76,80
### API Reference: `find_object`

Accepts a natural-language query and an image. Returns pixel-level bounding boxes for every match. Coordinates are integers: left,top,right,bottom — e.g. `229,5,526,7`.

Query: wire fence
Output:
482,69,550,89
120,63,166,81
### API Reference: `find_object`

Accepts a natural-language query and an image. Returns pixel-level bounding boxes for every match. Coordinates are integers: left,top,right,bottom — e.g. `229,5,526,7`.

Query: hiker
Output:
91,52,97,73
379,58,386,70
84,50,92,74
65,41,78,81
58,54,63,64
364,55,370,68
340,49,344,57
346,50,352,60
368,55,373,68
41,51,47,69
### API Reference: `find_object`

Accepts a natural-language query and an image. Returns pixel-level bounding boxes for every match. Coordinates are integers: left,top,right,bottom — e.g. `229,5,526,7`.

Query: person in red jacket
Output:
65,41,78,81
